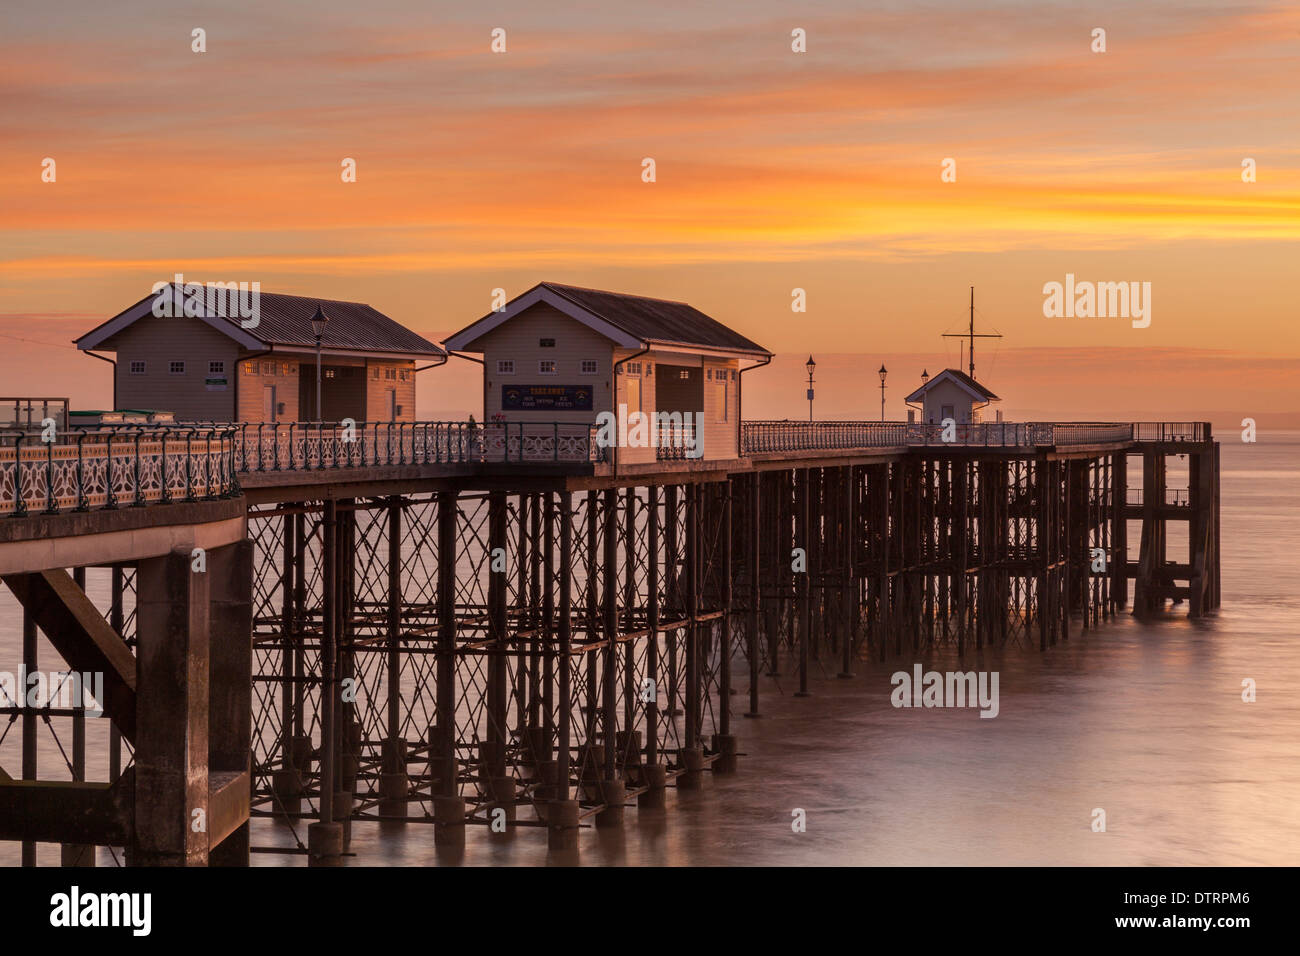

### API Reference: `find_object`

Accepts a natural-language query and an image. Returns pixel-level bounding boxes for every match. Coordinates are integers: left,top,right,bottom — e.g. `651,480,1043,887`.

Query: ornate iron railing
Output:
195,421,607,472
655,420,698,461
743,421,908,453
1,425,238,516
744,420,1149,452
1132,422,1211,442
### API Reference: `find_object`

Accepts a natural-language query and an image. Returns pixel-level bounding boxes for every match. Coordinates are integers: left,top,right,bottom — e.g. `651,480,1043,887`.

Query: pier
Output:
0,415,1219,864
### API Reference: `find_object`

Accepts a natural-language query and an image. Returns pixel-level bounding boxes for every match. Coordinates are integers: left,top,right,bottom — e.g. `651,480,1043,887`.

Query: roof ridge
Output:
159,281,372,309
541,281,693,309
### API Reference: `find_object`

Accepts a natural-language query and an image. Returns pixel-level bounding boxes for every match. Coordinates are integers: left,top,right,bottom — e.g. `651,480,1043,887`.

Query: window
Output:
625,362,641,375
385,367,397,381
679,370,689,380
399,370,410,381
580,360,598,374
372,367,380,380
262,361,275,375
169,361,185,375
731,369,736,380
539,338,556,348
647,363,653,377
209,361,225,375
129,360,146,375
706,368,712,381
325,369,336,380
538,360,557,375
497,360,515,374
243,361,258,375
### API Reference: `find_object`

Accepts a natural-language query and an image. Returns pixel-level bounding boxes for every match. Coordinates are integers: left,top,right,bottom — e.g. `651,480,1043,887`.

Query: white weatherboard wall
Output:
475,303,614,424
614,347,656,465
921,379,981,424
107,311,239,420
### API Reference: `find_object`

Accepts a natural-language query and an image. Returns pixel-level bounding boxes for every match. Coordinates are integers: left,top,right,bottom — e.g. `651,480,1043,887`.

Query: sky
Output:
1,0,1298,426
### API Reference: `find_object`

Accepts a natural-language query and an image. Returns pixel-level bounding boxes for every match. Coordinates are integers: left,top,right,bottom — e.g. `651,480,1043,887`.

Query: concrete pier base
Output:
131,547,210,866
334,790,353,848
272,768,303,816
595,779,626,827
713,734,739,774
378,773,408,818
378,737,408,818
638,763,668,809
546,799,581,850
307,821,343,867
677,747,705,790
433,795,466,849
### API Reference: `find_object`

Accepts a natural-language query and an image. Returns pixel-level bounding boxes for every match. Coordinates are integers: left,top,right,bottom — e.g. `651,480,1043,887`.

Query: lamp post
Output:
311,305,329,421
878,364,888,422
805,355,816,422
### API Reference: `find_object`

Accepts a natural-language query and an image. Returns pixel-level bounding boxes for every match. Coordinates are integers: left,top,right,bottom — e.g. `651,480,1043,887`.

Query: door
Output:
263,385,277,423
941,404,954,422
386,388,397,421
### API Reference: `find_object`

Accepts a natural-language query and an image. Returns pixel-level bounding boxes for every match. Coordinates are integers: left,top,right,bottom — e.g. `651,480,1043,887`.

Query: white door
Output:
387,388,397,421
263,385,276,422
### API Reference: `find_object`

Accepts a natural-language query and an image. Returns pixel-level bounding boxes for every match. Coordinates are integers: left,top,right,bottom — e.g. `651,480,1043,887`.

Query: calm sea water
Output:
2,432,1297,865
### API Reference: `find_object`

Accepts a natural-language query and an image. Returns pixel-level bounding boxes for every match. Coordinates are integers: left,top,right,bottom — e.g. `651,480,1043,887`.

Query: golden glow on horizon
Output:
1,0,1298,415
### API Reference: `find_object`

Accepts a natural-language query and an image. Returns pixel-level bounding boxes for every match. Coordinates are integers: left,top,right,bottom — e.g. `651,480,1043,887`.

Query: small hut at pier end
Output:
904,368,1000,425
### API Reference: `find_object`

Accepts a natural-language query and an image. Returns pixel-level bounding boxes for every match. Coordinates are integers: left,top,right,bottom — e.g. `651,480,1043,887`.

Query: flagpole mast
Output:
969,285,975,380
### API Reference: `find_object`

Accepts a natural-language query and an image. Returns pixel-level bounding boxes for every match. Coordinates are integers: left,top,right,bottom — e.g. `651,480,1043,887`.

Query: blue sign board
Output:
501,384,593,411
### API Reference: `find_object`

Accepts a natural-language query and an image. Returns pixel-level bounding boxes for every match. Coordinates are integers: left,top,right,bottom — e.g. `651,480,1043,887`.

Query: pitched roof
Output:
904,367,1000,403
75,284,446,359
443,281,771,356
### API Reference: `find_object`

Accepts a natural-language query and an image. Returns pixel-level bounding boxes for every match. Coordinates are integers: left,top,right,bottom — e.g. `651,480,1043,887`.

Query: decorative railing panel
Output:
742,421,908,453
1,427,238,516
212,421,606,472
744,420,1153,453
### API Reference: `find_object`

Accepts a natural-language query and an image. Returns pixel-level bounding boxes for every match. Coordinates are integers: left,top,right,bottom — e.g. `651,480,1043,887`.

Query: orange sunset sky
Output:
1,0,1298,426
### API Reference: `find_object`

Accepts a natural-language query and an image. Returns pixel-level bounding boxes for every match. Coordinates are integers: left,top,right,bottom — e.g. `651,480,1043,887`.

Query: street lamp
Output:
805,355,816,422
878,364,888,422
311,305,329,421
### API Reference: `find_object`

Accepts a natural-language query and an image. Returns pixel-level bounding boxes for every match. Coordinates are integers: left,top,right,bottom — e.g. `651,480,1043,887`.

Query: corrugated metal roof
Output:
540,283,770,355
225,290,444,356
78,286,444,358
